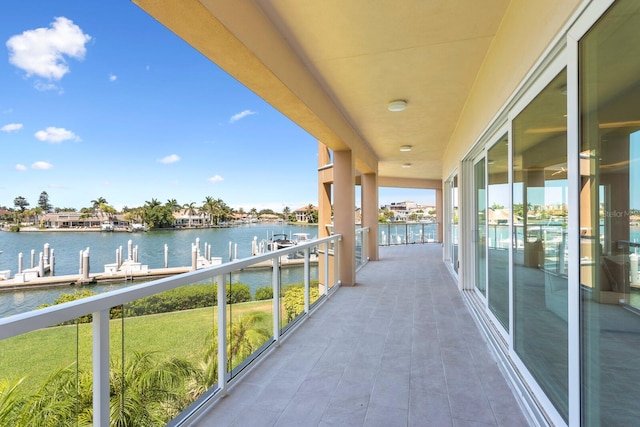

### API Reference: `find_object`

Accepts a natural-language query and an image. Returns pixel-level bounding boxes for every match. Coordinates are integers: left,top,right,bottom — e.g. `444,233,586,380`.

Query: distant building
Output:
294,205,317,223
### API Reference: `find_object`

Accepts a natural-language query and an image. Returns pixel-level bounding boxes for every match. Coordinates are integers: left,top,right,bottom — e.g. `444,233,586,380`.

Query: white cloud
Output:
229,110,256,123
6,17,91,81
32,161,53,170
34,81,60,92
34,126,80,143
158,154,180,164
1,123,23,132
109,73,117,82
208,175,224,183
15,164,27,171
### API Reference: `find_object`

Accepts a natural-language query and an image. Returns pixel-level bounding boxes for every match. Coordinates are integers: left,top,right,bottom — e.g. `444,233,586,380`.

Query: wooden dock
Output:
0,257,316,291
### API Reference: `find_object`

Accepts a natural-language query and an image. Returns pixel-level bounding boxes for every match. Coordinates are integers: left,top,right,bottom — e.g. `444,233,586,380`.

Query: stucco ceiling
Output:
255,0,510,182
134,0,511,185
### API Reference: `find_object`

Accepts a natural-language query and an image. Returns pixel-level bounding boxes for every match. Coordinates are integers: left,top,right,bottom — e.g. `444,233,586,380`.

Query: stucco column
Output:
318,142,333,238
435,188,443,243
334,150,356,286
362,173,379,261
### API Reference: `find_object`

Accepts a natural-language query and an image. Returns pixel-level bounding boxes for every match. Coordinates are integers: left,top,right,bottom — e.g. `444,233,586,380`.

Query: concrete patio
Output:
190,244,531,427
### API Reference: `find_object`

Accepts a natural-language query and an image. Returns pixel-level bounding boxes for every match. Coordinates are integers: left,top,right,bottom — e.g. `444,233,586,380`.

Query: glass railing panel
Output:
0,320,85,426
115,279,217,425
406,223,423,244
227,268,274,379
379,222,390,246
355,229,364,268
309,243,322,309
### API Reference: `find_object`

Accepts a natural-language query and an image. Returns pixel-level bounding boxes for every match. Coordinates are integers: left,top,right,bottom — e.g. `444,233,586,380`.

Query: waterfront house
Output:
294,205,317,223
172,208,209,228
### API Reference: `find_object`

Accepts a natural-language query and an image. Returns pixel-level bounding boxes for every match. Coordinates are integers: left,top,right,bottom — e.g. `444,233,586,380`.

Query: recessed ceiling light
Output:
402,163,412,168
399,145,412,152
388,100,407,112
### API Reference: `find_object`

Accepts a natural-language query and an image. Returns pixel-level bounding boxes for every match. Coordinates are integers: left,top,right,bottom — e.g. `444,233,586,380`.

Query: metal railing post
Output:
324,241,330,298
217,274,227,394
93,310,110,427
334,237,341,292
304,248,310,315
364,228,369,261
272,257,280,344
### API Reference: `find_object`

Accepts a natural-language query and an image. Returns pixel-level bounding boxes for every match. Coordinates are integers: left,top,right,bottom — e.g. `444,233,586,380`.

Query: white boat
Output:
129,223,147,232
100,222,114,232
268,233,295,250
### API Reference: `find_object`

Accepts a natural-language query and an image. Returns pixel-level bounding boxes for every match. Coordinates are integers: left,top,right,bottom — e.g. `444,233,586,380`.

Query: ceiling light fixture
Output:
388,99,407,112
402,163,412,168
399,145,412,152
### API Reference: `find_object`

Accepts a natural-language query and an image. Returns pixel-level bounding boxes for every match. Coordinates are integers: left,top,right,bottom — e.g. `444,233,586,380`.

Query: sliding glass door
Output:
487,135,510,330
474,158,486,296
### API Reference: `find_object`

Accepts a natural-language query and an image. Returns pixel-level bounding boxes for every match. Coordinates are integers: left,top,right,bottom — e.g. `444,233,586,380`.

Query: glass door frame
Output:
471,127,512,342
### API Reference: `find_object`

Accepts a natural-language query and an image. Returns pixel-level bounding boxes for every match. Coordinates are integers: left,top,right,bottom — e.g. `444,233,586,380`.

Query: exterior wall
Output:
442,0,581,179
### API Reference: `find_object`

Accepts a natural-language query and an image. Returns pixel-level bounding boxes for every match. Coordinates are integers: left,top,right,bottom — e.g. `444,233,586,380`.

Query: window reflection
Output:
488,135,509,330
580,1,640,424
513,69,568,420
451,175,459,274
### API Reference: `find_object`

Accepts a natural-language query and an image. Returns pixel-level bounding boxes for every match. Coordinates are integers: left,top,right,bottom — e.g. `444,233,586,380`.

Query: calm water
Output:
0,224,317,317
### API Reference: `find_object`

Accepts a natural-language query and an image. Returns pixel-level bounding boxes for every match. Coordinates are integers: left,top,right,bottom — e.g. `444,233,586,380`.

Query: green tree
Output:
37,191,52,212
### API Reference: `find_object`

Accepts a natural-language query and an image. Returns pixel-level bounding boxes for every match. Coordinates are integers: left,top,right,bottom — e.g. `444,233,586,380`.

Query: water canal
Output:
0,224,317,317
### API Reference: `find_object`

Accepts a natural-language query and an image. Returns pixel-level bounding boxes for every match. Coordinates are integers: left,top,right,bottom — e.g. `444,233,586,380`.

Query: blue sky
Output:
0,1,434,212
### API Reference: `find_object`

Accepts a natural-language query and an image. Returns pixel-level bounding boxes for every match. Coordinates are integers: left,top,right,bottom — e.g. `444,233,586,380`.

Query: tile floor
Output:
190,244,531,427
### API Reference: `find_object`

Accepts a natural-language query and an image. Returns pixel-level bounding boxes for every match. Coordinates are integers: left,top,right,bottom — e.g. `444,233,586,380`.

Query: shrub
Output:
38,289,97,324
254,286,273,301
225,283,251,304
283,285,319,322
124,283,216,317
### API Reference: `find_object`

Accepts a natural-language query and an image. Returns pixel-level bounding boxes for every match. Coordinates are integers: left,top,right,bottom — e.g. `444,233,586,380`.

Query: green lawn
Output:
0,300,274,393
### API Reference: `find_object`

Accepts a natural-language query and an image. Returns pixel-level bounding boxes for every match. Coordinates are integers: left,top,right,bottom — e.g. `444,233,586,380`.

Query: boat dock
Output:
0,236,317,291
0,257,314,291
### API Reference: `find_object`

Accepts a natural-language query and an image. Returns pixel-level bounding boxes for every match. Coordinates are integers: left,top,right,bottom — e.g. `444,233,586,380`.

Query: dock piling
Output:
38,252,44,277
44,243,50,265
164,244,169,268
82,249,90,280
18,252,23,274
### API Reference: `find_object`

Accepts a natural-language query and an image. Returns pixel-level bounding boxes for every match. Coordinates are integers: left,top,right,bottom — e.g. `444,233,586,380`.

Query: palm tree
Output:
91,197,108,211
282,206,291,223
183,202,198,228
106,352,194,426
227,313,270,369
14,366,80,426
202,196,215,227
305,204,317,223
166,199,180,212
0,378,25,426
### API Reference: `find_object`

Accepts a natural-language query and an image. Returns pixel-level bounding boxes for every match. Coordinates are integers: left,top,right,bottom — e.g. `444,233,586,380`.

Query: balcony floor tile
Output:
190,245,530,427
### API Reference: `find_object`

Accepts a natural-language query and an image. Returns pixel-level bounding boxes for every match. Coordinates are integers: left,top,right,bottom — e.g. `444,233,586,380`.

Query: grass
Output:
0,300,274,394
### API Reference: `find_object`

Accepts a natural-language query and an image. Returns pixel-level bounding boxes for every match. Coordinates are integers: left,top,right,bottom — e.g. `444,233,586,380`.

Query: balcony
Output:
189,244,529,426
0,238,529,426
